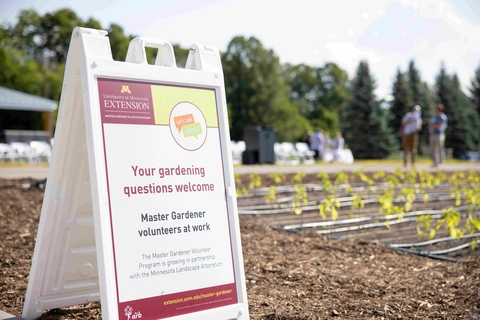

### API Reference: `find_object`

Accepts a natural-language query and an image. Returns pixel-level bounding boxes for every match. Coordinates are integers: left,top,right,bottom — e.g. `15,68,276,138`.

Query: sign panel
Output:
98,78,237,318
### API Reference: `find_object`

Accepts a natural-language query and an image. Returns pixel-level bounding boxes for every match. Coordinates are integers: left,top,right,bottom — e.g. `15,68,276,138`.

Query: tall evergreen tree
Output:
450,74,480,153
407,60,422,105
342,61,398,159
417,82,436,154
470,63,480,119
390,68,413,145
435,63,480,156
407,60,433,148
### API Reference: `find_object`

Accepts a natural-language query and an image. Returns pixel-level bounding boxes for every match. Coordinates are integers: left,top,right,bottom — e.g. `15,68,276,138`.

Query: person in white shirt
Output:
332,132,345,162
400,105,422,168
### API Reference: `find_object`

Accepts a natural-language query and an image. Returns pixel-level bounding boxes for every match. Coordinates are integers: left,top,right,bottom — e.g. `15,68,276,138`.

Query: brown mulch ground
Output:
1,174,480,319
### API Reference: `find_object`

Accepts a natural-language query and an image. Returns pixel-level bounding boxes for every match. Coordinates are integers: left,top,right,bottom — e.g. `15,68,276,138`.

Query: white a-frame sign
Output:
23,27,249,320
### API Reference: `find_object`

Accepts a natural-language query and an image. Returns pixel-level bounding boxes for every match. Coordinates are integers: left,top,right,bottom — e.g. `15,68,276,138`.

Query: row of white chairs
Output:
0,141,52,164
230,140,355,165
230,140,246,165
274,142,315,165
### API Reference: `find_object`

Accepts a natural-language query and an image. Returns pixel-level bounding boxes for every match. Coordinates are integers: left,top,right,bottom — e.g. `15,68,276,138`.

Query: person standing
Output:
429,104,448,168
332,132,345,162
310,128,325,161
400,105,422,168
302,130,313,149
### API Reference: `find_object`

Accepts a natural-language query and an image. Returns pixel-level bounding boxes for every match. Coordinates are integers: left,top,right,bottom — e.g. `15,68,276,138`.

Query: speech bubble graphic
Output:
182,122,203,139
174,114,194,133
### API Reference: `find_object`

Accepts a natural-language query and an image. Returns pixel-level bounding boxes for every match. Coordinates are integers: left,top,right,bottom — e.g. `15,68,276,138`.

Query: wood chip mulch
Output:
1,176,480,319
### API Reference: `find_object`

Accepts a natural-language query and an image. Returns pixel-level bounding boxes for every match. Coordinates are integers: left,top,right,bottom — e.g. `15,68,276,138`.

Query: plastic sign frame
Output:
22,27,249,320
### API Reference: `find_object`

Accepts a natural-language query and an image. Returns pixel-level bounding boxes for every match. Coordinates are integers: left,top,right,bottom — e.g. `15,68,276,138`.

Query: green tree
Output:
7,9,43,62
417,82,436,150
449,74,480,153
317,62,350,115
284,63,317,116
435,63,480,156
107,23,132,62
342,61,398,159
390,68,413,144
470,63,480,119
407,60,422,106
284,62,349,137
0,26,44,95
407,60,434,148
172,44,190,68
222,36,309,142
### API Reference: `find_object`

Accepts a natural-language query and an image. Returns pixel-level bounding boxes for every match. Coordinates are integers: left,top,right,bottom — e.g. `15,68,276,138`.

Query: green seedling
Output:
377,189,395,215
249,172,262,189
400,187,416,212
318,172,334,193
351,194,364,210
318,195,340,220
269,172,285,184
292,183,308,215
373,170,385,180
438,207,464,240
334,171,349,186
293,171,306,184
234,173,242,185
264,185,277,204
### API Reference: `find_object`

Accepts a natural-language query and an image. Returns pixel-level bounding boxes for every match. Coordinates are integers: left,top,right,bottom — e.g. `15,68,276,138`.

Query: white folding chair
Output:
10,142,35,164
30,141,52,163
295,142,315,164
0,143,18,162
281,142,301,165
274,142,288,164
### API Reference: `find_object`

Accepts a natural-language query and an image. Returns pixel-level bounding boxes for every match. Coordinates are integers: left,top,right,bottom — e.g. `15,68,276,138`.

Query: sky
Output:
1,0,480,101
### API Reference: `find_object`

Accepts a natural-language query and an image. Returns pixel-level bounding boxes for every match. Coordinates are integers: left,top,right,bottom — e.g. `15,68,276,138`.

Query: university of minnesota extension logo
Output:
169,102,207,151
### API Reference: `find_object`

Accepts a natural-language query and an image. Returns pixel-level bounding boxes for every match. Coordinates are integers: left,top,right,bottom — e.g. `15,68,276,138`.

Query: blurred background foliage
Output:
1,8,480,159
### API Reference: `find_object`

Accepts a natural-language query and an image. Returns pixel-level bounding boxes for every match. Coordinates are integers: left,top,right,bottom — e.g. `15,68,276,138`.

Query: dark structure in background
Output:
0,86,58,142
242,125,276,164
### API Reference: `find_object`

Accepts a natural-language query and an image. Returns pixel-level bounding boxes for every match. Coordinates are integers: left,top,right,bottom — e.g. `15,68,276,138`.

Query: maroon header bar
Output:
98,78,155,125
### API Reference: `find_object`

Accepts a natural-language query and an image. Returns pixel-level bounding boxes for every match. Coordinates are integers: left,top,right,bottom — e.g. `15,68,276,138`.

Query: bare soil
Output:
1,173,480,319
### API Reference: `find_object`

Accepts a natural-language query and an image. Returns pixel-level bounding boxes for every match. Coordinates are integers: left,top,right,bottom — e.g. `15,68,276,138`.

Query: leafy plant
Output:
249,172,262,189
351,194,364,210
373,170,385,180
264,186,277,204
318,172,334,194
319,195,340,220
292,171,306,184
292,183,308,215
334,171,349,186
400,187,416,212
234,173,242,185
377,189,395,215
269,172,286,184
416,214,440,239
438,207,464,240
236,188,249,196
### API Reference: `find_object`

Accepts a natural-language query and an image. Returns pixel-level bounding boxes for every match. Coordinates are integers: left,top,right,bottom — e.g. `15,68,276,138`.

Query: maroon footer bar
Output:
118,283,238,319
